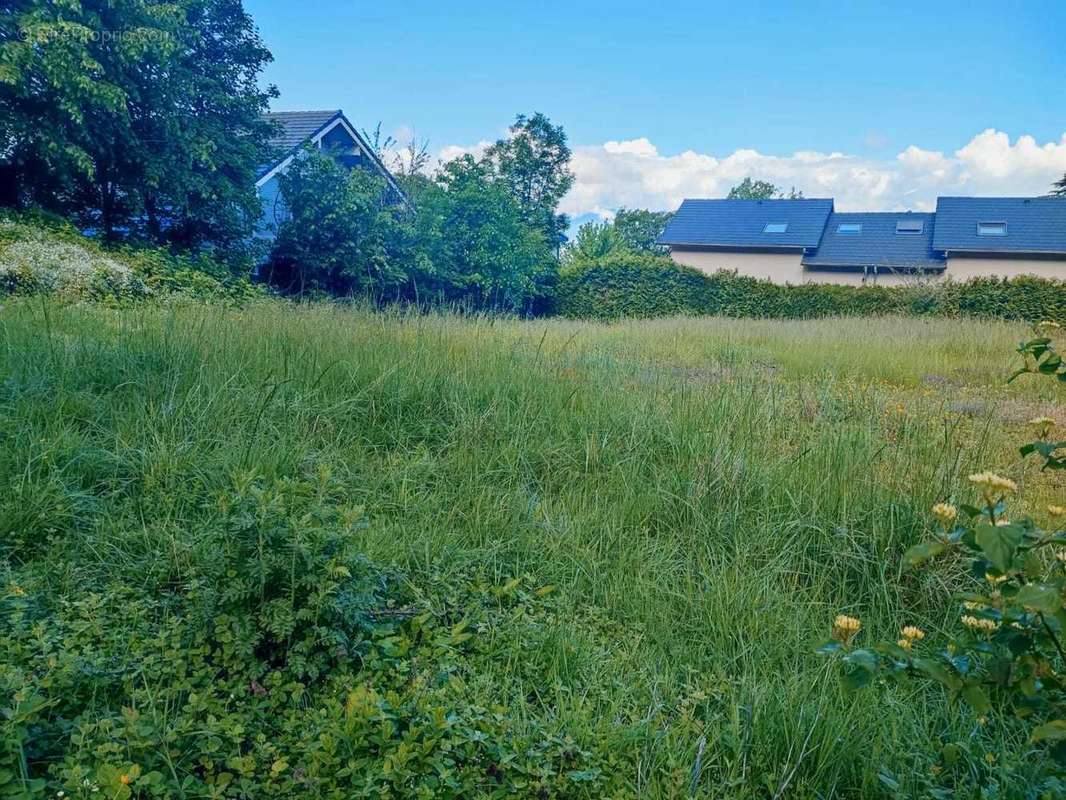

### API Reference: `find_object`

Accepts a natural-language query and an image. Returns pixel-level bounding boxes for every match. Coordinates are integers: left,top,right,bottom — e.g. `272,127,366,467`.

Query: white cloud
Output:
430,128,1066,219
437,139,494,164
453,129,1066,219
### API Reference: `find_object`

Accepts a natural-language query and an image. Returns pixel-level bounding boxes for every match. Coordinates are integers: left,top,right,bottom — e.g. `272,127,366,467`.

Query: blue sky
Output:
246,0,1066,216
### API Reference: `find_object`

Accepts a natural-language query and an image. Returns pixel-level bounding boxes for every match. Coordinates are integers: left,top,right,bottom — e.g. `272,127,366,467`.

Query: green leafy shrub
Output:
264,147,413,297
0,213,264,305
555,254,1066,323
0,465,621,798
0,234,149,301
819,321,1066,793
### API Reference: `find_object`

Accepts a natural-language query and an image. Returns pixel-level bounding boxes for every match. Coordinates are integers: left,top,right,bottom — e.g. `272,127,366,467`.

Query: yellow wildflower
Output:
1049,505,1066,517
119,775,131,786
832,614,861,643
1036,321,1061,332
931,503,957,527
985,573,1008,584
963,600,986,611
968,471,1017,497
1027,416,1053,435
900,625,925,641
8,585,25,597
897,638,912,652
961,615,999,634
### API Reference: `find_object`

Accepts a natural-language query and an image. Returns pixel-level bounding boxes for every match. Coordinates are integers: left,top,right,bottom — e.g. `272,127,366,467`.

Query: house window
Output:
763,222,788,234
836,223,862,235
896,219,924,234
977,221,1007,237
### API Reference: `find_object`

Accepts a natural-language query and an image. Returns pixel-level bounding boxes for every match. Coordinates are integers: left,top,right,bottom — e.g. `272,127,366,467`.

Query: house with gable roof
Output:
657,196,1066,284
255,109,407,239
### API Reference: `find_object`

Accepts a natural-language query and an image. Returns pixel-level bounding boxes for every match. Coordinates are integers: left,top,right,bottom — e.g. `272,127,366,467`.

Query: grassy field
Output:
3,299,1062,797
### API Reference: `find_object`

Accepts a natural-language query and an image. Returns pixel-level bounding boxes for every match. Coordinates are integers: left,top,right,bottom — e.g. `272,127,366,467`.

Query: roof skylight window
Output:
763,222,788,234
896,219,924,234
836,223,862,235
977,221,1007,237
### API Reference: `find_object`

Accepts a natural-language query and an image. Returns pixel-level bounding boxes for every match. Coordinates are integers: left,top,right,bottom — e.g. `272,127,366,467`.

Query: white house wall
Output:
945,257,1066,281
669,249,805,283
670,247,1066,285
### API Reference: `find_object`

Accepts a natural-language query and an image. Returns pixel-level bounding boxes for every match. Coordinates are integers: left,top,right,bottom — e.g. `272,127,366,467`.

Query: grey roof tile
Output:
933,197,1066,254
657,199,834,248
803,212,945,270
263,110,342,153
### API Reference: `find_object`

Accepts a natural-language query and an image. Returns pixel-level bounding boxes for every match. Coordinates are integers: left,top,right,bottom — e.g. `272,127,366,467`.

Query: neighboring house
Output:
255,109,407,239
658,196,1066,285
932,197,1066,281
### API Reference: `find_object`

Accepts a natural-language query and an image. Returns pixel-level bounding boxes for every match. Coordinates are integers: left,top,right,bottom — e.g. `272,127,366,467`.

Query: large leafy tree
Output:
483,113,574,245
564,208,673,264
413,155,553,311
265,147,410,296
563,220,623,264
0,0,276,260
727,178,803,200
612,208,673,252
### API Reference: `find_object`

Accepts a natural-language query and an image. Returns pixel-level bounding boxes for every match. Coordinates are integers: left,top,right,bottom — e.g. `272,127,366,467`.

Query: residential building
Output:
255,110,407,239
658,196,1066,284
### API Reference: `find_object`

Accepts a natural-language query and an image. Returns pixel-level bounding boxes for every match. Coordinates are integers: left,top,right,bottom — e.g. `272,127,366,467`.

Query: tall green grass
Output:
1,299,1048,796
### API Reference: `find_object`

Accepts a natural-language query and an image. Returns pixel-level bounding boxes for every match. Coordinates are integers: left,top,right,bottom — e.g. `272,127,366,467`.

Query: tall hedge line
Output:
555,253,1066,322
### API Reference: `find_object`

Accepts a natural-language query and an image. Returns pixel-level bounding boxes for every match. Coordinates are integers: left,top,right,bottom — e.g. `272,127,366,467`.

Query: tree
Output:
612,208,673,252
392,134,431,177
1053,174,1066,197
363,123,431,177
564,220,623,263
0,0,277,261
412,155,553,311
565,208,673,263
727,178,804,200
483,113,574,245
264,147,410,296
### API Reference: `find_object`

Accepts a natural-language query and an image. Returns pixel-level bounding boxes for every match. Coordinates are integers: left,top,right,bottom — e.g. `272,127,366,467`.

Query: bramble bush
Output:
0,213,263,305
821,321,1066,795
0,463,622,798
556,252,1066,323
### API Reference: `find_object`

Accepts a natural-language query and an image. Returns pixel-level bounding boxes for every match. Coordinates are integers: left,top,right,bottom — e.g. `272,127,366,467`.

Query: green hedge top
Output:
556,252,1066,322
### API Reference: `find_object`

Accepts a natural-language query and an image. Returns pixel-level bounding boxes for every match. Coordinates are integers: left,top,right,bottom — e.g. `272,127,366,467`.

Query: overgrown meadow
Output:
3,300,1062,797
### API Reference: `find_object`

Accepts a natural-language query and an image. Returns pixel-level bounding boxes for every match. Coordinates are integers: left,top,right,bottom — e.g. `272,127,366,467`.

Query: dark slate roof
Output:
258,109,408,205
657,199,834,249
803,212,945,270
263,110,342,153
933,197,1066,255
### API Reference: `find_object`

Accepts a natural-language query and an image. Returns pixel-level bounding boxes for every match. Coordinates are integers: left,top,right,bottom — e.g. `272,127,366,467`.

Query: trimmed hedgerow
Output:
555,252,713,319
555,253,1066,322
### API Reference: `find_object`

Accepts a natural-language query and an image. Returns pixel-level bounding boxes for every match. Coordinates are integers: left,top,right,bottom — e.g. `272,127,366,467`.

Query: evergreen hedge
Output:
555,252,1066,322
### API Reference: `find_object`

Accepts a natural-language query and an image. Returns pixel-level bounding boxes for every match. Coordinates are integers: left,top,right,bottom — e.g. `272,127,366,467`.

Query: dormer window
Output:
836,223,862,235
977,221,1007,237
763,223,788,234
896,219,924,235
